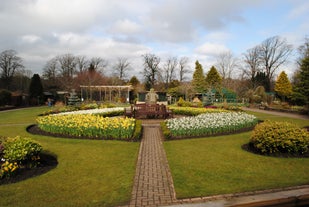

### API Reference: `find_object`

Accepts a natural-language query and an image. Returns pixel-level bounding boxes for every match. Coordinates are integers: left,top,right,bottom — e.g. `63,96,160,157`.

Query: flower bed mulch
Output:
0,153,58,185
241,143,309,158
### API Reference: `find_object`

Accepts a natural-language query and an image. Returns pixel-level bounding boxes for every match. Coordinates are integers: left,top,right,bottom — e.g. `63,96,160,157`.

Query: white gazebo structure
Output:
80,85,133,103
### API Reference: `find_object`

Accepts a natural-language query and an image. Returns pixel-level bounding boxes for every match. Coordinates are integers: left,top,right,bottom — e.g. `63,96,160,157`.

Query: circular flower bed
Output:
162,112,258,139
33,107,142,141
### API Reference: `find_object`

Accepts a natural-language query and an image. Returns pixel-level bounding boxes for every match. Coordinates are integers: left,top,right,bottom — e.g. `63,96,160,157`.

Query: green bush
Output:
250,121,309,155
160,121,172,140
80,102,98,110
177,97,192,107
3,136,43,167
169,106,229,116
132,120,142,141
96,110,124,117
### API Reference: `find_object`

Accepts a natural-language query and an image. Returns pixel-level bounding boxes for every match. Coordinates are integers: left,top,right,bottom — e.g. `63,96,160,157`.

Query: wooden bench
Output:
125,103,173,118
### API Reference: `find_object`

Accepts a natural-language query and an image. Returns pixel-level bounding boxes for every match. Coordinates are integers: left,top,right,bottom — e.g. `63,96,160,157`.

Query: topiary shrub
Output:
249,121,309,155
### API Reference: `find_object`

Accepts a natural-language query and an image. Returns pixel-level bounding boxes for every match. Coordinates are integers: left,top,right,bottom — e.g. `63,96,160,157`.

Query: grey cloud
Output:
0,0,306,75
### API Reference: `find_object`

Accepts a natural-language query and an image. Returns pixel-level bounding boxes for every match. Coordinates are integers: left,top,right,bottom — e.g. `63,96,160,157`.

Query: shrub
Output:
160,121,172,140
132,120,142,141
3,136,42,167
80,102,98,110
250,121,309,155
169,106,229,116
0,136,6,155
97,109,124,117
177,97,192,107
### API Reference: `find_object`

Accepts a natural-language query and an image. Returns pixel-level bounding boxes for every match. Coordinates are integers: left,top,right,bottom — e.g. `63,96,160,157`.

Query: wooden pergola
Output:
80,85,133,103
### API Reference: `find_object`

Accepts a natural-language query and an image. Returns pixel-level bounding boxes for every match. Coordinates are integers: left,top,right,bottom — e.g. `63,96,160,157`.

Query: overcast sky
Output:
0,0,308,79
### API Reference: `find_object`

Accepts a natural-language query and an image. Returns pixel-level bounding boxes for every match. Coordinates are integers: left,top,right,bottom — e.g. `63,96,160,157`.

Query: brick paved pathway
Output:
129,122,176,207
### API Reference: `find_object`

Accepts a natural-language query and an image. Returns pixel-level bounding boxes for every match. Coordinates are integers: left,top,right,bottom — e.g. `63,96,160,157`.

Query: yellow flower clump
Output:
37,114,135,139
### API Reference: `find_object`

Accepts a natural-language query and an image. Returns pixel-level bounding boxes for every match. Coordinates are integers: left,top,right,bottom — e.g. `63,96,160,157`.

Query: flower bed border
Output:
162,123,258,141
27,123,142,142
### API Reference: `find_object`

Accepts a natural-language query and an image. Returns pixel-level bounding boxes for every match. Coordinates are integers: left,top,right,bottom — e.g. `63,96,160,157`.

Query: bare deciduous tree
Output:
0,50,24,89
242,46,263,88
215,51,238,88
43,57,58,80
258,36,293,91
57,54,77,78
243,46,261,80
142,53,161,89
76,55,88,73
297,36,309,65
178,56,190,82
113,57,131,80
162,56,178,88
89,57,108,74
216,51,238,79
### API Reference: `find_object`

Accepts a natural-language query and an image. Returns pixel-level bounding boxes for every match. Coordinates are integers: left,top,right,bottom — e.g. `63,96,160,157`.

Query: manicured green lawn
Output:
164,111,309,199
0,107,139,207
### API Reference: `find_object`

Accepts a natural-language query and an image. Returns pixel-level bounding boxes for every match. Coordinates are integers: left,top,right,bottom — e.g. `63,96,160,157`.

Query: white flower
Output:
166,112,257,136
53,107,124,116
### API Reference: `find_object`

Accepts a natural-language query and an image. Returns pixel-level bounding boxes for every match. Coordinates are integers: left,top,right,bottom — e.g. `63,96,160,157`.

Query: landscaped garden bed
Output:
0,106,140,207
1,105,309,206
162,111,258,139
0,136,57,185
30,107,142,141
164,110,309,199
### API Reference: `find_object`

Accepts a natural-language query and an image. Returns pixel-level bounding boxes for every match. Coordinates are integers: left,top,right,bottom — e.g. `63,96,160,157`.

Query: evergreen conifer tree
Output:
192,60,205,93
29,74,43,101
293,57,309,106
274,71,292,101
205,66,222,91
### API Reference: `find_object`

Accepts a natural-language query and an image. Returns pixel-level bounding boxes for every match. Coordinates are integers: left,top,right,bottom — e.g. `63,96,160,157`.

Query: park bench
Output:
125,103,173,119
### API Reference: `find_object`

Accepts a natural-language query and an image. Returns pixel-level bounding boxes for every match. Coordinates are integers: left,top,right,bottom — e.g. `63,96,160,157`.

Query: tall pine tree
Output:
274,71,292,101
294,57,309,106
192,60,205,93
29,74,43,103
205,66,222,91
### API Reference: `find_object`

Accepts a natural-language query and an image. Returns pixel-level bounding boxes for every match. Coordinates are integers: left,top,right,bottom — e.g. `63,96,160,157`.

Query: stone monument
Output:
145,88,158,104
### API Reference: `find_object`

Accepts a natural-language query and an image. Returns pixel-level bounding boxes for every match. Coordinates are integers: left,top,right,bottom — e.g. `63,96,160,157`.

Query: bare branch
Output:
0,49,24,89
113,57,131,80
258,36,293,91
142,53,161,89
162,56,178,88
179,56,191,82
